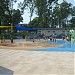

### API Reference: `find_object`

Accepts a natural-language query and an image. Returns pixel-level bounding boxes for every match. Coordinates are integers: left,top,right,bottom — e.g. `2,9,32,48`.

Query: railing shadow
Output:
0,66,14,75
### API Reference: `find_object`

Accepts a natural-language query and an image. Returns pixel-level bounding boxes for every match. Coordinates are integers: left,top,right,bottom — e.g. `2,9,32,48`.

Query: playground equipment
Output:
69,30,75,43
0,26,14,43
69,30,74,36
0,26,13,31
0,26,12,28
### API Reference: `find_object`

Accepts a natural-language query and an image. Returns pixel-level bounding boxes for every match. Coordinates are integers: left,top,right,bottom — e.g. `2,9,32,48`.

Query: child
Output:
50,36,52,41
66,36,69,41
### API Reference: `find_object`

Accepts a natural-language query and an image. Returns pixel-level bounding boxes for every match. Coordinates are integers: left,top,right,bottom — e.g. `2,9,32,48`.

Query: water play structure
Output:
0,26,13,33
69,30,75,43
0,25,38,43
0,26,13,28
0,26,75,52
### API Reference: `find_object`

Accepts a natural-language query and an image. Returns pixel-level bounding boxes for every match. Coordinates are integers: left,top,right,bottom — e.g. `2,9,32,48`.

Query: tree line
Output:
20,0,75,28
0,0,75,28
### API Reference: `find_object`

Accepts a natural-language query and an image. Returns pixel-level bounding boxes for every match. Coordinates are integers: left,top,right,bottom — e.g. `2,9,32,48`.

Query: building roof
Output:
37,28,75,30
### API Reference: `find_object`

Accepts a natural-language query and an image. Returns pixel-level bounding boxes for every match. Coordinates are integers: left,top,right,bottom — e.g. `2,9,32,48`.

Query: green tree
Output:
35,0,58,28
0,0,8,25
69,6,75,27
72,6,75,17
12,9,23,24
19,0,35,22
18,0,73,28
28,17,38,28
0,0,23,25
19,0,58,28
35,0,47,27
69,17,75,27
0,0,21,43
53,1,72,28
59,1,72,28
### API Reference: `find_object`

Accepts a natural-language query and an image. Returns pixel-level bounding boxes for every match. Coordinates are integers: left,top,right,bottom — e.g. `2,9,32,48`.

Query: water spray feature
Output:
69,30,75,43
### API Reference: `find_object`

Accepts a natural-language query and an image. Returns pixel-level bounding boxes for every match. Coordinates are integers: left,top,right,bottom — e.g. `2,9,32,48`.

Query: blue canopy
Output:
15,25,39,31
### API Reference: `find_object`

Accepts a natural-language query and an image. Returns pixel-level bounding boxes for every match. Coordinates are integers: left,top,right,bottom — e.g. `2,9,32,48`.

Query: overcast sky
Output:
13,0,75,24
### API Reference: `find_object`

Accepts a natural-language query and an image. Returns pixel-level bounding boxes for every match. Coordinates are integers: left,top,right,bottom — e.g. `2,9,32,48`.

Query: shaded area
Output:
0,66,14,75
15,25,39,31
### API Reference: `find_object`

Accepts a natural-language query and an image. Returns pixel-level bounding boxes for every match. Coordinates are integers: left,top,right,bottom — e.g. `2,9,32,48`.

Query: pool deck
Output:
0,49,74,75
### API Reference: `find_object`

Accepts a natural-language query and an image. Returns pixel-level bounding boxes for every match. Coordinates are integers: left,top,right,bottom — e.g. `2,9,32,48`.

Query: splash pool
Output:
33,39,75,52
